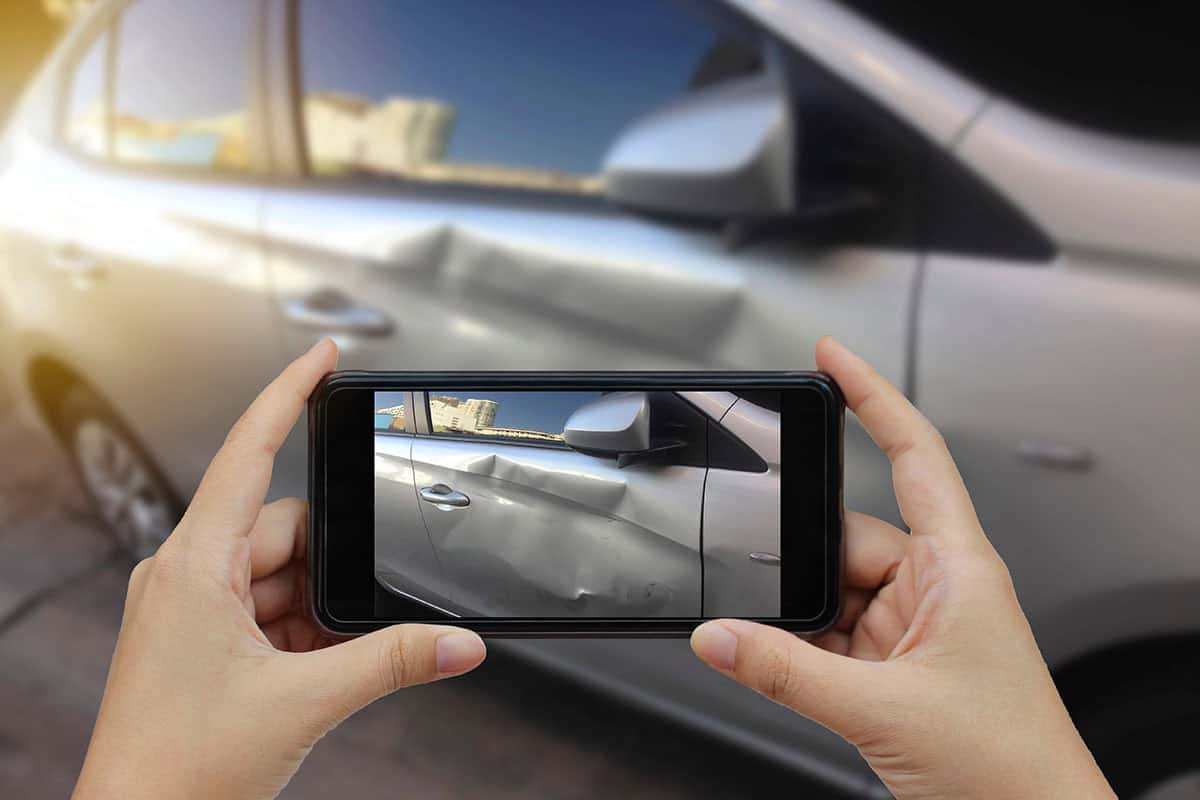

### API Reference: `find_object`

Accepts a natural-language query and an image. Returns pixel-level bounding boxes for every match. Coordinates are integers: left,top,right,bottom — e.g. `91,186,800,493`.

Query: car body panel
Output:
918,249,1200,669
0,139,282,496
957,100,1200,263
703,398,782,617
407,434,705,617
374,432,445,603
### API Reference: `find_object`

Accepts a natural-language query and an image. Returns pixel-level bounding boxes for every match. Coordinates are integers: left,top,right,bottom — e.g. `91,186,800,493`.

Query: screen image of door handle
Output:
419,484,471,508
283,288,393,336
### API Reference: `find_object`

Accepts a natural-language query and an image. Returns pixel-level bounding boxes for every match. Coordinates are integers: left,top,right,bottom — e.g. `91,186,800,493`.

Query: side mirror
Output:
563,392,651,457
602,71,796,220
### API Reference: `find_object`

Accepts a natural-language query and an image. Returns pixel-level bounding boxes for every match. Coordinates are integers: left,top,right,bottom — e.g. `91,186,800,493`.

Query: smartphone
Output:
309,372,843,637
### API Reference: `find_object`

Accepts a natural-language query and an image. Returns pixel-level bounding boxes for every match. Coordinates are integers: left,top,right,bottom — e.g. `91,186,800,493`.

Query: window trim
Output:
52,0,275,187
54,3,118,161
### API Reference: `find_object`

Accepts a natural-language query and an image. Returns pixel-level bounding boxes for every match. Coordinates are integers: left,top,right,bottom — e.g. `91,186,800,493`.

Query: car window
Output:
110,0,256,172
297,0,722,194
425,391,603,445
63,25,110,158
374,391,407,432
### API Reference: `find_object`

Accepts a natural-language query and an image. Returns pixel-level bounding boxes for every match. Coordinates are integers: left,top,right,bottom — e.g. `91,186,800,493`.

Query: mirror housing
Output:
563,392,651,456
602,71,796,220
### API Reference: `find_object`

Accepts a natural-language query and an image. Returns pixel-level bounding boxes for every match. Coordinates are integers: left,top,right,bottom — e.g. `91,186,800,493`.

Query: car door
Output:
259,0,915,530
407,390,705,617
1,0,283,497
702,394,782,618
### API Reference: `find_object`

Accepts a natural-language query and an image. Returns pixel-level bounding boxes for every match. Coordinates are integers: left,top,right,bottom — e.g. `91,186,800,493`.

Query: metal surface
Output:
406,435,705,618
418,484,471,508
283,289,394,336
957,100,1200,263
374,433,444,604
702,398,781,617
603,71,795,218
563,391,651,454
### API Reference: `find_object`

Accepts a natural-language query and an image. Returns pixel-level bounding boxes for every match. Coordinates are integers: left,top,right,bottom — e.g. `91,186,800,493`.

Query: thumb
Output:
692,619,879,739
302,624,486,723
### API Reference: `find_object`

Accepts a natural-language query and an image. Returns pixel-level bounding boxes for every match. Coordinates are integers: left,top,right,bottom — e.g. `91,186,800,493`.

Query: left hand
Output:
73,339,487,800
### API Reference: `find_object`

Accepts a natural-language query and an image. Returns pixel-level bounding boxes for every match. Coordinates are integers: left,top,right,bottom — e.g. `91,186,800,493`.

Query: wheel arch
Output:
27,353,93,437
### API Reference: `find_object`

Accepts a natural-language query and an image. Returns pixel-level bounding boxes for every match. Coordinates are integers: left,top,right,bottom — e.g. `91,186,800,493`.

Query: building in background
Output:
304,91,455,176
303,90,603,194
428,396,497,433
376,404,406,432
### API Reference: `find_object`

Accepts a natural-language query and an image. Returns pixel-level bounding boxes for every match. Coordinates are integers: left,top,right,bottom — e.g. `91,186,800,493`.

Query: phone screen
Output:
313,374,842,634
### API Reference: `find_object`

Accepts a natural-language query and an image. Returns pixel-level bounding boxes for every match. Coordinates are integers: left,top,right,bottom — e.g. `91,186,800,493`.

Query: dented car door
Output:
406,391,704,617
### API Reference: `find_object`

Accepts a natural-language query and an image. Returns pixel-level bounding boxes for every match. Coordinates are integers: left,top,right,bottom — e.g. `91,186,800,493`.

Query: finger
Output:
185,339,336,538
816,336,981,544
810,627,851,656
293,625,486,724
843,511,908,590
251,560,304,624
830,587,873,634
262,612,338,653
249,498,307,579
692,618,875,739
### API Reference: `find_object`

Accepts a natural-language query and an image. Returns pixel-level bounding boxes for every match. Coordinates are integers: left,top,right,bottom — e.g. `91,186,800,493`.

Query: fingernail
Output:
306,337,331,355
692,620,740,671
436,631,485,675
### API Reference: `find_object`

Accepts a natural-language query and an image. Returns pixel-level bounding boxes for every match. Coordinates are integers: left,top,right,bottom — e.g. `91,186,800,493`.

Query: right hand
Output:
691,337,1114,799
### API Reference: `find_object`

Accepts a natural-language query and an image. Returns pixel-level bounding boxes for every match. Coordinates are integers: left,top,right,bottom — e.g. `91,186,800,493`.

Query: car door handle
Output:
49,243,104,279
419,484,470,508
283,288,393,336
1017,438,1093,471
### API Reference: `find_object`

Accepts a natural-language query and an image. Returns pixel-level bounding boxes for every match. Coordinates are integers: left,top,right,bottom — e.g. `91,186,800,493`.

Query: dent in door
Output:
412,441,703,617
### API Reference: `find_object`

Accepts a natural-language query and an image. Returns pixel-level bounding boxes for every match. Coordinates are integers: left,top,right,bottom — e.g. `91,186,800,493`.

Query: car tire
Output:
1070,650,1200,799
57,383,182,561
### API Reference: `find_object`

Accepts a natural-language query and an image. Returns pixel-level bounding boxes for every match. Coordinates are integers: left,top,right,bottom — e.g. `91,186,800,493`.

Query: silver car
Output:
375,390,781,618
1,0,1197,796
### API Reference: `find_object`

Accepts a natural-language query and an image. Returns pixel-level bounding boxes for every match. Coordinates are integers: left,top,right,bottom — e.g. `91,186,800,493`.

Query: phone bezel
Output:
309,372,843,637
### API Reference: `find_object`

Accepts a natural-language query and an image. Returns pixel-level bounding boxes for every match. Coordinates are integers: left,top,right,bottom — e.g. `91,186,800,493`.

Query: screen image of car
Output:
372,389,781,619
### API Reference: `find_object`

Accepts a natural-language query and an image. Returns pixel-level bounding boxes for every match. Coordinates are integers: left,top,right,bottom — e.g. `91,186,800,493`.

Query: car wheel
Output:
1071,652,1200,799
58,384,181,561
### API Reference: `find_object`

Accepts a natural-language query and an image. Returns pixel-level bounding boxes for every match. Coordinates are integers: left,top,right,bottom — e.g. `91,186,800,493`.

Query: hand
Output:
691,337,1114,799
73,340,487,800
